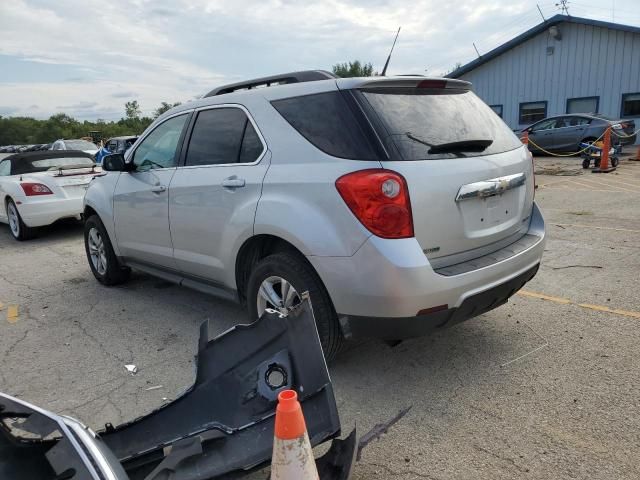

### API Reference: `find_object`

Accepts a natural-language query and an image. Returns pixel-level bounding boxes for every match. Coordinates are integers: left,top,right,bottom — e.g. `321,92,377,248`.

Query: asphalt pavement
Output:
1,155,639,479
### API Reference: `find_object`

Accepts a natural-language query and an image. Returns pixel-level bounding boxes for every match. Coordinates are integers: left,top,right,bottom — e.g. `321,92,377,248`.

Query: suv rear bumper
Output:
307,202,545,339
340,263,539,339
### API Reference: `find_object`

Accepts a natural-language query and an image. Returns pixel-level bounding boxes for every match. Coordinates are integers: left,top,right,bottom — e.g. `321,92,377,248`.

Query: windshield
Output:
359,89,522,160
65,140,97,150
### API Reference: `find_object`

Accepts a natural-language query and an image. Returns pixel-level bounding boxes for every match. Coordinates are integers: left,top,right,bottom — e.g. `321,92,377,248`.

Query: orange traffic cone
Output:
521,130,529,145
271,390,319,480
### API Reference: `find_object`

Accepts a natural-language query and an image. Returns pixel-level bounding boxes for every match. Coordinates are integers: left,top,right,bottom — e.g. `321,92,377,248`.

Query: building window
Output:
489,105,503,118
621,93,640,117
566,96,599,114
519,101,547,124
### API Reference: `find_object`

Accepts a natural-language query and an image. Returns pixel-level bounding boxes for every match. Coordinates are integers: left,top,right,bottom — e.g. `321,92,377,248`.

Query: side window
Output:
531,119,555,132
554,117,569,129
0,160,10,176
271,91,378,160
239,122,264,163
185,108,263,166
107,141,117,152
569,116,591,127
519,101,547,124
621,93,640,117
133,114,188,170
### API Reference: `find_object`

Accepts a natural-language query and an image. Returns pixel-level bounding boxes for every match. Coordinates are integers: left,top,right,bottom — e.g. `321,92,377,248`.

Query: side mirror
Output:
102,153,126,171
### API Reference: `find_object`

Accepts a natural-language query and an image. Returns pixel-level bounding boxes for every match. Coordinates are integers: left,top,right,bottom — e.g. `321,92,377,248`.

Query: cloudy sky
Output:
1,0,639,120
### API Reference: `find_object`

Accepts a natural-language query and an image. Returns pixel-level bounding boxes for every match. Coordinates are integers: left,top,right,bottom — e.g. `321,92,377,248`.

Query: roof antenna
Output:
473,42,481,59
381,27,401,76
536,4,547,22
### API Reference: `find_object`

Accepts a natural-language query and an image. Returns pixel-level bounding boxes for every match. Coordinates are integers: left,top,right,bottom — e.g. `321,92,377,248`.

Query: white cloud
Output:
1,0,639,120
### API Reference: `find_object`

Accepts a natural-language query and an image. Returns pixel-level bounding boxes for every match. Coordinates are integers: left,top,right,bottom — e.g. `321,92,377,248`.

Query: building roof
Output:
447,14,640,79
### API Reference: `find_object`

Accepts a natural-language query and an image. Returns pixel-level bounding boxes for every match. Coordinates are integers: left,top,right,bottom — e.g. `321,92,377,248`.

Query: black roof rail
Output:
203,70,338,97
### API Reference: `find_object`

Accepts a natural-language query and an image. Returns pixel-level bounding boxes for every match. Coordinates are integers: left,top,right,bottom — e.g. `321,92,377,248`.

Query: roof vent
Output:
549,25,562,40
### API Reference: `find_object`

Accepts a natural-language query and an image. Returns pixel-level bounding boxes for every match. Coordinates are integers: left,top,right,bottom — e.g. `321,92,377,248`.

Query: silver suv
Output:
83,71,545,359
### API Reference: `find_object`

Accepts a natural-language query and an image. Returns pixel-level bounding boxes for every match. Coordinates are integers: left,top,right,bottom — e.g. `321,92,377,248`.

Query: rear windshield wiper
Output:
428,139,493,154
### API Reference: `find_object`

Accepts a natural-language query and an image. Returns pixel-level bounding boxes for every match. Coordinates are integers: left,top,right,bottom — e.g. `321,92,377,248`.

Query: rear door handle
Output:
151,185,167,193
222,177,246,189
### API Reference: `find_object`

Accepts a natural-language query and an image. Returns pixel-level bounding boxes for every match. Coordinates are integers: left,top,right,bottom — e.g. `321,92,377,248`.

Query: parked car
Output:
0,150,100,240
83,71,545,359
50,138,99,156
96,135,139,164
523,114,636,153
106,135,139,154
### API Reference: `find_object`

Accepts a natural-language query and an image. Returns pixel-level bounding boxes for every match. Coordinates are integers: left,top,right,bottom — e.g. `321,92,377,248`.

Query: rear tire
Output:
246,252,344,361
84,215,130,285
6,199,35,241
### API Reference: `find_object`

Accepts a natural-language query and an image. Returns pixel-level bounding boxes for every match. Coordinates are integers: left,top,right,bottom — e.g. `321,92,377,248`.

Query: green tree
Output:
125,100,141,120
332,60,375,78
153,101,182,119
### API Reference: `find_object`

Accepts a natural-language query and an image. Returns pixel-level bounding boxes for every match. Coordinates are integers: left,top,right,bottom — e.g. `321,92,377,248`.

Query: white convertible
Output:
0,150,101,240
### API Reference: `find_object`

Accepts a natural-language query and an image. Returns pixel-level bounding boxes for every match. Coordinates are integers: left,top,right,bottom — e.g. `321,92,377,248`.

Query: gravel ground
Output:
1,154,639,479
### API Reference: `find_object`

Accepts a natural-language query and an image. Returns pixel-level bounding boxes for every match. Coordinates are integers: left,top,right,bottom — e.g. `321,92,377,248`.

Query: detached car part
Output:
0,298,355,479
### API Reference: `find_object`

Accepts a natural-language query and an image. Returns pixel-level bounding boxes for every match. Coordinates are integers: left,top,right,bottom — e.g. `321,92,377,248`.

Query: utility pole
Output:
556,0,570,15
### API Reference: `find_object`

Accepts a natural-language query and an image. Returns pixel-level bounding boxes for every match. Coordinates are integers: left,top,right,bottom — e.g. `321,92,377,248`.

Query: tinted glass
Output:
0,160,9,176
531,119,555,131
272,91,377,160
12,156,94,175
361,89,521,160
622,93,640,117
133,114,188,170
519,102,546,124
239,122,264,163
569,116,591,127
490,105,503,118
185,108,249,166
567,97,598,114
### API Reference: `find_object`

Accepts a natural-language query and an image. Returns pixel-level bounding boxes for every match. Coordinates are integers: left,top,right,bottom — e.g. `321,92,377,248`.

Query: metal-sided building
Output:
448,14,640,140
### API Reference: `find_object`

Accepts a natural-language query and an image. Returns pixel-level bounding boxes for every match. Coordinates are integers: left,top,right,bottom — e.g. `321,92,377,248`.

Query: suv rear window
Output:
271,91,378,160
359,89,522,160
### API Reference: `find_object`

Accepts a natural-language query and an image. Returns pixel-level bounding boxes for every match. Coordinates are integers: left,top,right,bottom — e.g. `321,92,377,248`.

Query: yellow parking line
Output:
7,305,19,324
575,176,640,193
553,223,640,233
517,290,572,304
564,179,624,192
517,290,640,320
578,303,640,319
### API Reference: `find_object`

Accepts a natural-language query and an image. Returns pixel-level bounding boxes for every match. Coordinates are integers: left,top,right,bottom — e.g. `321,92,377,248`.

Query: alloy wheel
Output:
87,227,108,275
256,276,301,317
7,203,19,237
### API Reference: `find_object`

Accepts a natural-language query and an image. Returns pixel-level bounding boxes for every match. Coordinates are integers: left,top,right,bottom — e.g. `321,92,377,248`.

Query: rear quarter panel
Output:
249,94,377,257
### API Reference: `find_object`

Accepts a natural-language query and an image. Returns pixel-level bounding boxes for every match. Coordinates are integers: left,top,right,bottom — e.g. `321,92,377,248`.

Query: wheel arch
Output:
235,234,323,305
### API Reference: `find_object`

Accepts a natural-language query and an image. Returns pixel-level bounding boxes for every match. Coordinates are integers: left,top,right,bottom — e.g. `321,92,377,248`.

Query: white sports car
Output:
0,150,101,240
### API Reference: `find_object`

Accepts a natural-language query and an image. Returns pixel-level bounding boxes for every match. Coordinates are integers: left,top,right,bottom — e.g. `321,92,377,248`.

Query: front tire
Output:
247,252,344,361
6,199,35,241
84,215,130,285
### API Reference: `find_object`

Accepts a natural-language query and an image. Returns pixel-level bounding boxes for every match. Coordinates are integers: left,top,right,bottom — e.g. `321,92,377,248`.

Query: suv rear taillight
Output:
21,183,53,196
335,169,413,239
